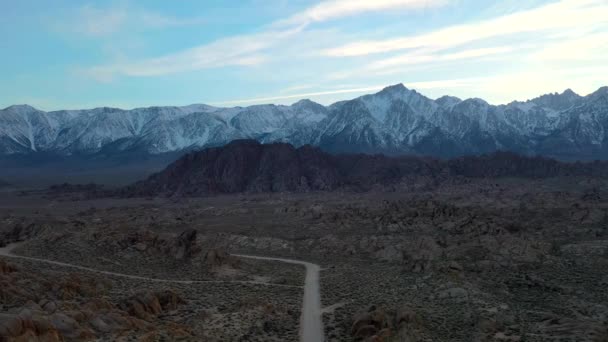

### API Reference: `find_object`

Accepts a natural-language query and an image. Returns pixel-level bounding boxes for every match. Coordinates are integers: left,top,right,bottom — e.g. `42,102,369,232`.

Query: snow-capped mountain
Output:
2,84,608,160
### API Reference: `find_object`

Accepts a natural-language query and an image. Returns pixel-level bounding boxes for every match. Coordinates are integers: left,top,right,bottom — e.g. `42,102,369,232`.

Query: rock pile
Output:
351,304,422,341
119,290,186,320
105,229,202,260
0,260,190,341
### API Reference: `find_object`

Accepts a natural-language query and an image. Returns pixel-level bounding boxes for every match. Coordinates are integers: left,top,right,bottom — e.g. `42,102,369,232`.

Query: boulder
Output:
203,249,231,267
120,290,185,321
395,305,418,326
354,324,378,339
0,260,17,274
351,307,389,339
0,312,63,342
173,229,200,260
50,312,79,335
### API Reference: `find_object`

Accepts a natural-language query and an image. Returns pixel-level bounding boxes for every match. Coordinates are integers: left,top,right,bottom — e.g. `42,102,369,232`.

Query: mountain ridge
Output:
2,84,608,160
121,139,608,197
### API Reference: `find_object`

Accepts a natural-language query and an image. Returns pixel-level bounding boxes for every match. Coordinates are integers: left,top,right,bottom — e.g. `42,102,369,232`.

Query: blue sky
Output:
1,0,607,110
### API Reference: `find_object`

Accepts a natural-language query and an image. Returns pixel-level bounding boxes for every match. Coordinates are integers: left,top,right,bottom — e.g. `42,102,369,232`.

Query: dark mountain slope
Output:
122,140,608,197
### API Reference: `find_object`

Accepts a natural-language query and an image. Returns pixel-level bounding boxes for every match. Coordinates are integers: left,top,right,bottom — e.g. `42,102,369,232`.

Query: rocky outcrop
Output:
119,290,186,321
0,223,44,247
0,311,63,342
351,305,423,341
111,229,202,260
173,229,200,260
0,260,16,275
0,263,190,341
203,249,235,268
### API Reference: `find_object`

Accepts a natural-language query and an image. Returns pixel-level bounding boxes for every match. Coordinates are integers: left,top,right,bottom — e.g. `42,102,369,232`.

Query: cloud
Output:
78,5,128,36
85,0,448,80
368,46,517,70
325,45,520,81
529,31,608,63
72,4,206,37
323,0,608,57
464,67,608,104
278,0,447,26
212,78,476,105
85,26,303,80
213,85,387,105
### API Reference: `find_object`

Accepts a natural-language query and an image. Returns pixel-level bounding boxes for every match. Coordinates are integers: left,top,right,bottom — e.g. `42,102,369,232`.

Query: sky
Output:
0,0,607,110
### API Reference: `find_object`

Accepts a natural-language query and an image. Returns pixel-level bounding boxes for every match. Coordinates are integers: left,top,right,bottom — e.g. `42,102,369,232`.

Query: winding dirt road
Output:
0,243,300,288
0,244,324,342
234,254,324,342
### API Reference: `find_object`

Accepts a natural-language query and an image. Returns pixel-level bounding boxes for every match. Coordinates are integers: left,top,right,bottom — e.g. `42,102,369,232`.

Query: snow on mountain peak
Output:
436,95,462,109
1,85,608,160
2,104,40,114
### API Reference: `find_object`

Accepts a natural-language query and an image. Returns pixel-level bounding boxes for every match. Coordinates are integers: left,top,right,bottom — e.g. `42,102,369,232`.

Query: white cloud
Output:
212,78,477,105
369,46,517,70
78,5,128,36
85,0,448,80
85,26,302,80
325,45,520,81
529,31,608,63
72,4,206,37
323,0,608,57
213,85,387,105
279,84,317,93
467,68,608,104
278,0,447,26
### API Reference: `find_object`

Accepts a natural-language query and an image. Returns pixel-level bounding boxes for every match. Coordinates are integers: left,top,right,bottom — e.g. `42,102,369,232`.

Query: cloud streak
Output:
213,78,479,105
85,0,449,80
86,25,303,81
323,0,608,57
278,0,447,26
72,4,206,37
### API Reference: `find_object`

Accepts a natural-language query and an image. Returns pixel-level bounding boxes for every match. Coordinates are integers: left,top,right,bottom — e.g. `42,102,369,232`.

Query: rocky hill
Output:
122,140,608,197
2,85,608,160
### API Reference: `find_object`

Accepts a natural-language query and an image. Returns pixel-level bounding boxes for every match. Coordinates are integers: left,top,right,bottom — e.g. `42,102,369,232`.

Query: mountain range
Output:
2,84,608,160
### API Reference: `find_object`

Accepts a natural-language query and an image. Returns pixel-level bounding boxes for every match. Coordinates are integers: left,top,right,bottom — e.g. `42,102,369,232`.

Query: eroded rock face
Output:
0,260,16,275
119,290,186,321
351,305,423,341
0,223,43,247
174,229,200,260
351,306,390,340
0,260,191,341
0,312,63,342
105,229,202,260
203,249,229,267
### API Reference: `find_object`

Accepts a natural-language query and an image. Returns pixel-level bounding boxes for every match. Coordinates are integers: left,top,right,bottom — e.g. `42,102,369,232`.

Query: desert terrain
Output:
1,175,608,341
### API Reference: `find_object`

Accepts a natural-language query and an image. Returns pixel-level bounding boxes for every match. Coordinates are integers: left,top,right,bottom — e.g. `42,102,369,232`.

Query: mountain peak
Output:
530,89,582,111
2,104,39,112
292,98,318,106
380,83,407,93
593,86,608,94
587,86,608,103
436,95,462,109
1,83,608,160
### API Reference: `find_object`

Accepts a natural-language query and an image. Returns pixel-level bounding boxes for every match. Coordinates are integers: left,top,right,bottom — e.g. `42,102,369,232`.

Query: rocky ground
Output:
1,177,608,341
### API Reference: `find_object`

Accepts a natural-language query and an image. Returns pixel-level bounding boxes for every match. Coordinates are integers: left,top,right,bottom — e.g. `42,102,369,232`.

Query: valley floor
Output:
1,177,608,341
